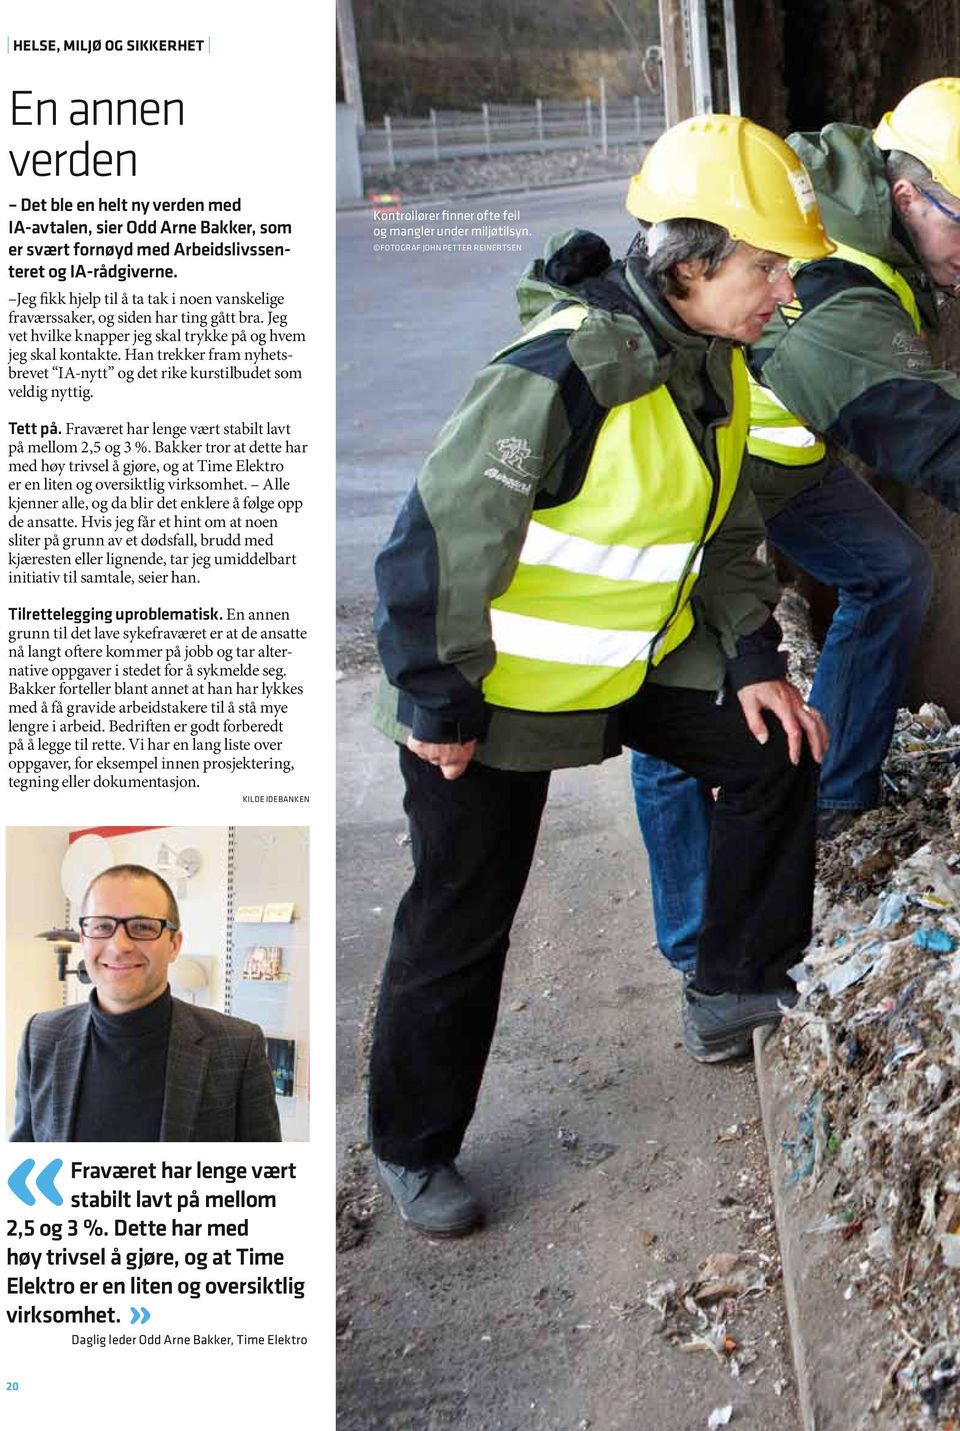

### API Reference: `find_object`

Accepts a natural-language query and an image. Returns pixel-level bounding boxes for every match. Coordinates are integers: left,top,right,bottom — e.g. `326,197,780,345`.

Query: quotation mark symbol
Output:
7,1158,63,1206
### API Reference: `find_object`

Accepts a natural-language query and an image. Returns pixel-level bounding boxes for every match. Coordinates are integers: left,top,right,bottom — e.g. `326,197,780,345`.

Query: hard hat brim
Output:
626,180,835,260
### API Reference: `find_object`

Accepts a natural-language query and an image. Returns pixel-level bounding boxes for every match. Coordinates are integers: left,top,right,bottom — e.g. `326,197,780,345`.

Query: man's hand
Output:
737,680,829,765
406,735,477,781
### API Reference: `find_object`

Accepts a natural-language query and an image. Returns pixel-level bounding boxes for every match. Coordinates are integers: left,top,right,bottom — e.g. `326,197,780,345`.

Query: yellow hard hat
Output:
874,78,960,197
626,114,834,259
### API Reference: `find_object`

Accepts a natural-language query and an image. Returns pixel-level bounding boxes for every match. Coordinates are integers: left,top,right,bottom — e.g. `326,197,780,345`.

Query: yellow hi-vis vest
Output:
746,373,828,466
747,240,923,468
483,305,749,713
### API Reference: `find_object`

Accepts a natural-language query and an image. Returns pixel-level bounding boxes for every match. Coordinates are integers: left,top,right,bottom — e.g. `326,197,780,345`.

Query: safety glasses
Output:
918,186,960,226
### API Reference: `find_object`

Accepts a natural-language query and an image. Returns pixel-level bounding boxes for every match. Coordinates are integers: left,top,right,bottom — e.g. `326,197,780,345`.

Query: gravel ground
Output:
362,142,647,201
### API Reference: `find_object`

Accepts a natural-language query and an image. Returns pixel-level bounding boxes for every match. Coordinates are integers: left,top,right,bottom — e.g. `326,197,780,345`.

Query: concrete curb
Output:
753,1026,889,1431
754,1026,821,1431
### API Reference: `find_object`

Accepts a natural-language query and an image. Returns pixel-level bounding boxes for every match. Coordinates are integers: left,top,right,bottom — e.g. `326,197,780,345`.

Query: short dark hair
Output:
628,218,738,298
80,864,180,927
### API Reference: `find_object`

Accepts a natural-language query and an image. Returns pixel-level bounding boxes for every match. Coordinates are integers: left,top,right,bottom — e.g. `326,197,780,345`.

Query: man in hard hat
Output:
368,116,831,1236
632,78,960,987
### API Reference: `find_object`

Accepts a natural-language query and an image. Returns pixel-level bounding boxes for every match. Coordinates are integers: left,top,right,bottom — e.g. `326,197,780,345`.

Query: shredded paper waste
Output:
773,590,960,1426
644,1249,771,1381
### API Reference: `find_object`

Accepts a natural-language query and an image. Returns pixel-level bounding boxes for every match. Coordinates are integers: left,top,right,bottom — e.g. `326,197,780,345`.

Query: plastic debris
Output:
913,927,957,954
872,891,907,931
781,1093,829,1189
866,1224,894,1261
643,1252,768,1380
644,1279,677,1321
716,1122,749,1142
707,1407,733,1429
821,942,885,997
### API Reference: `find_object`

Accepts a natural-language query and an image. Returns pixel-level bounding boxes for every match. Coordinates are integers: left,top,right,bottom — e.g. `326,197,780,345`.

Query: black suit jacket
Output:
11,995,282,1142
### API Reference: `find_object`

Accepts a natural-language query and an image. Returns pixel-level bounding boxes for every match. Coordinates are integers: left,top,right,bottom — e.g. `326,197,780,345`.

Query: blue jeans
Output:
632,463,933,970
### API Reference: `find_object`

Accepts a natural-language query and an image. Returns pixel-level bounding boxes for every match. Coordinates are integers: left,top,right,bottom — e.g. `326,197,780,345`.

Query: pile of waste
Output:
638,590,960,1422
775,585,821,697
776,694,960,1426
644,1251,784,1388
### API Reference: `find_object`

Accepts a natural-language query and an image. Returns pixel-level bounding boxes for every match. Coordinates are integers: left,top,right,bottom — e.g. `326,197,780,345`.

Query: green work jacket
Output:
374,231,785,771
749,122,960,519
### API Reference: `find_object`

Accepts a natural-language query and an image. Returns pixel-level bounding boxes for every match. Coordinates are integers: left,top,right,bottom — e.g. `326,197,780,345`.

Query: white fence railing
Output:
360,92,666,173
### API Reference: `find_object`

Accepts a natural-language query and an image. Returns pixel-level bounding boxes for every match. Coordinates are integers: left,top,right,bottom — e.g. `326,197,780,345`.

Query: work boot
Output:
375,1158,482,1237
682,984,798,1064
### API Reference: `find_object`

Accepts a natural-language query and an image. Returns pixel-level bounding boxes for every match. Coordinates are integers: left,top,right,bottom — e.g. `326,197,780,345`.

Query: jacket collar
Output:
622,262,718,351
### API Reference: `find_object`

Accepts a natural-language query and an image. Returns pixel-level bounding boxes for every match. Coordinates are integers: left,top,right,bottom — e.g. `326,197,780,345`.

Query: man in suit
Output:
11,863,281,1142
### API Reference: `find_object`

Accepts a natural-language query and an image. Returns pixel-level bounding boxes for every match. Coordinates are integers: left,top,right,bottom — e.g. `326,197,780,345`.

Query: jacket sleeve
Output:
693,464,787,692
374,358,575,743
10,1018,35,1142
756,278,960,511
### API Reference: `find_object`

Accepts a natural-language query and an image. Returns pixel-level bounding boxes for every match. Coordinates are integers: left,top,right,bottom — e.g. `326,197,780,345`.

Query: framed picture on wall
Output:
241,946,286,980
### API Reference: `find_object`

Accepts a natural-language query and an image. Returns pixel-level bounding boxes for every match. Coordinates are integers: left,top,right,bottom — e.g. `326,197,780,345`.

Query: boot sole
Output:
400,1211,482,1238
683,1015,783,1063
683,1033,754,1064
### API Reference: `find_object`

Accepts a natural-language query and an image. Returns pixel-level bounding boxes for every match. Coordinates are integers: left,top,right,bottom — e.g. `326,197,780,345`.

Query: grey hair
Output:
627,218,737,298
885,149,936,191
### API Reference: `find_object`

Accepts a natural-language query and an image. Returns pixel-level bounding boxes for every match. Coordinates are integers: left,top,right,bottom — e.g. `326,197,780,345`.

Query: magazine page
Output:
2,2,325,1418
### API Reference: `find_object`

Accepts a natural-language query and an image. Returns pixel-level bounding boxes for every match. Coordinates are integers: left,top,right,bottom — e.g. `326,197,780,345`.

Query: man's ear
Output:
890,177,921,219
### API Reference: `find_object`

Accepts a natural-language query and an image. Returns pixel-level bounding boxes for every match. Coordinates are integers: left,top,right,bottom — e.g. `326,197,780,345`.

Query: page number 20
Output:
6,1384,18,1391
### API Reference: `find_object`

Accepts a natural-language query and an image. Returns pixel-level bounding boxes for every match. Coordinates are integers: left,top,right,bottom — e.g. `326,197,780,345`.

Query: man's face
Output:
671,242,795,345
80,873,182,1015
896,180,960,289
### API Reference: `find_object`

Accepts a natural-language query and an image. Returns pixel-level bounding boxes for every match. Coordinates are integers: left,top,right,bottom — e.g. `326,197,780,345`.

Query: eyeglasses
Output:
79,916,178,941
753,258,792,285
918,186,960,226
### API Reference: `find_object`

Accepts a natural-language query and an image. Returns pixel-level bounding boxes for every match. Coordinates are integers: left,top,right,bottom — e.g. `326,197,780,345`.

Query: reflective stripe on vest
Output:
483,306,749,713
747,240,923,468
747,372,827,466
